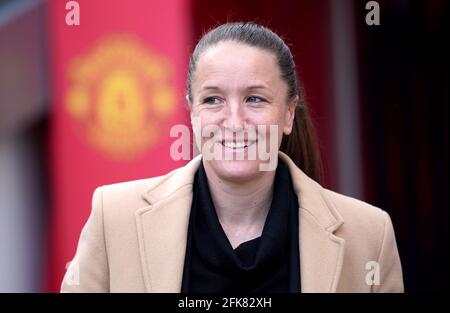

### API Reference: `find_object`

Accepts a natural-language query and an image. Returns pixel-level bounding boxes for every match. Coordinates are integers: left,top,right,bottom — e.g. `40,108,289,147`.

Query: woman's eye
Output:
203,97,221,105
247,96,265,103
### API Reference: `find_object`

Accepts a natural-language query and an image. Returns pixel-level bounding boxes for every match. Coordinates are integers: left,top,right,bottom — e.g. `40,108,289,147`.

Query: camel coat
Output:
61,152,403,292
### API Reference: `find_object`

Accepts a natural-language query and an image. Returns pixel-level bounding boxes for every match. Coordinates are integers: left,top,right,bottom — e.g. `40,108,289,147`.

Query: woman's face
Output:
189,41,297,182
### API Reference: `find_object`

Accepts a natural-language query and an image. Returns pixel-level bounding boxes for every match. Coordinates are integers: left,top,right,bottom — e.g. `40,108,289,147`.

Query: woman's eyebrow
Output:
245,84,271,91
199,84,272,92
199,85,221,92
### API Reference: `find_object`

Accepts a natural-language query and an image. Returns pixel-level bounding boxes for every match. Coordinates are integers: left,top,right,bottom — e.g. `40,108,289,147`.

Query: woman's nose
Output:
223,101,246,130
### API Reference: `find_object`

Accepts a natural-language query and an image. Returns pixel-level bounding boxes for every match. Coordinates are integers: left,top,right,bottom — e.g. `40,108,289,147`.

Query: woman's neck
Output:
202,162,275,248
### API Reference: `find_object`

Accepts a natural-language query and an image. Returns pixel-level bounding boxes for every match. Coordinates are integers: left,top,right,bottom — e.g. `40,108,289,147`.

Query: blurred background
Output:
0,0,448,292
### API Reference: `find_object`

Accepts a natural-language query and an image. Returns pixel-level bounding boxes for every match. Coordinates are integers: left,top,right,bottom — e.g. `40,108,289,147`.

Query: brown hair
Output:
187,22,323,183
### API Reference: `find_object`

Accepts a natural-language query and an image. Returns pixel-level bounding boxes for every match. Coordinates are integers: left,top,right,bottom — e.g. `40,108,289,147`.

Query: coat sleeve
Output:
372,211,404,292
60,187,109,292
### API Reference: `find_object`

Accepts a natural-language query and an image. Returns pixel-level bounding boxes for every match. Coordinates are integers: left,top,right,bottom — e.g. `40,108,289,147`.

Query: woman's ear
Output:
186,94,192,109
187,94,194,119
187,94,198,133
283,95,298,135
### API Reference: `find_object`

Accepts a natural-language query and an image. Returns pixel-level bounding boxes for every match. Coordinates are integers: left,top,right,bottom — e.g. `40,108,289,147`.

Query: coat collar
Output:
136,152,345,292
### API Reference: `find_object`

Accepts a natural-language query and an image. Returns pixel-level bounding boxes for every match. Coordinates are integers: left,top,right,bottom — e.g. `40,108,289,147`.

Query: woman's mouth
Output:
221,140,257,150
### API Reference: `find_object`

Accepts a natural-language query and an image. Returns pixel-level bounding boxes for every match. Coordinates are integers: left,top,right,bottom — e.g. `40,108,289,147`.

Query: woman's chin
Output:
209,159,263,182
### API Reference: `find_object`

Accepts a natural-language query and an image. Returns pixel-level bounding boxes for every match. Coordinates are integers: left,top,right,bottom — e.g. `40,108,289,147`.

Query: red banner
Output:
46,0,191,291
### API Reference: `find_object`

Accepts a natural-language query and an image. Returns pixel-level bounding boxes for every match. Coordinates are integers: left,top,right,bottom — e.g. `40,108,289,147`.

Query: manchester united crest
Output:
65,35,176,160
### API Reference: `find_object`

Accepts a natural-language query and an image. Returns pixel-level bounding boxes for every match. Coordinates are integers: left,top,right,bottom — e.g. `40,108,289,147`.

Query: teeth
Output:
223,142,245,149
222,141,256,149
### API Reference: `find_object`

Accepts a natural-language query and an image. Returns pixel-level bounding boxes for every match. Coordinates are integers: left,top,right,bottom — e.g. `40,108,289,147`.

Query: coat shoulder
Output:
321,188,390,245
98,167,181,207
323,188,386,221
319,188,403,292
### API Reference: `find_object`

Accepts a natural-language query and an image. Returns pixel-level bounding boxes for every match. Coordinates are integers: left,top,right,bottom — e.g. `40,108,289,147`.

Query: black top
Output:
181,158,301,293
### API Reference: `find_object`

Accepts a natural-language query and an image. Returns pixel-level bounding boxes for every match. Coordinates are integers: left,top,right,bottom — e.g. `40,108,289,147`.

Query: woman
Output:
61,22,403,293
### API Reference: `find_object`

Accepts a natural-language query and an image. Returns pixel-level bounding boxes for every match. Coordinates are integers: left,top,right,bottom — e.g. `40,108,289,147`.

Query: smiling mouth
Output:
220,140,257,149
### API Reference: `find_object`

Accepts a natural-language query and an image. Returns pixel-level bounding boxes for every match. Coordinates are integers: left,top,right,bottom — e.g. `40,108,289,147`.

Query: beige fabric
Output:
61,152,403,293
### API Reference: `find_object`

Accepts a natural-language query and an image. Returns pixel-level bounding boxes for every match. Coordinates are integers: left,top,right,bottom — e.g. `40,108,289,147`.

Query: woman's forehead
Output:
194,41,281,87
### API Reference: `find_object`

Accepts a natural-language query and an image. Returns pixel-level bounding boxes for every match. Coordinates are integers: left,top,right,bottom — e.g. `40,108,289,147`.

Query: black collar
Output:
181,158,301,293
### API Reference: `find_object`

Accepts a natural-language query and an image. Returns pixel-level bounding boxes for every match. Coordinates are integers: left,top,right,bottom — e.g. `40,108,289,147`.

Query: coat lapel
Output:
298,211,345,292
279,152,345,292
136,155,202,292
136,152,345,293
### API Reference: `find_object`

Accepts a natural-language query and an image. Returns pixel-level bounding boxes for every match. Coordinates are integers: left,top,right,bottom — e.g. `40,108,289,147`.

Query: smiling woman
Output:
61,22,404,293
187,23,322,184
